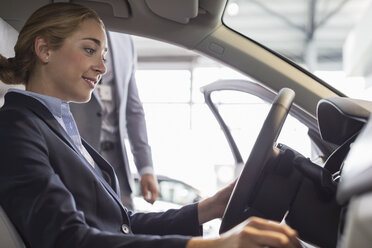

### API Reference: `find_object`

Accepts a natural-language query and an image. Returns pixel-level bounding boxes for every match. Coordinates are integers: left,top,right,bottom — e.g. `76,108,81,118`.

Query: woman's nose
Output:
94,57,107,75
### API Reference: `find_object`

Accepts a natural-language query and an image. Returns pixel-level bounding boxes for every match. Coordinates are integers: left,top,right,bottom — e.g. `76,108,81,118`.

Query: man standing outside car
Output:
70,31,159,210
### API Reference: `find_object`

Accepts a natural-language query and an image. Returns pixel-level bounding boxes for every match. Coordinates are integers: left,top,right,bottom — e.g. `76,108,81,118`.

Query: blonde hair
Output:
0,3,105,85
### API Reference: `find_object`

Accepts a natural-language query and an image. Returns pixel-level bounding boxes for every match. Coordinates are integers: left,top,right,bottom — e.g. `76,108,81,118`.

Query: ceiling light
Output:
227,2,239,16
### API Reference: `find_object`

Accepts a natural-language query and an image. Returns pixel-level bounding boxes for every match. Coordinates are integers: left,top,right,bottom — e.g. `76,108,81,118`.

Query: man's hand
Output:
140,174,160,204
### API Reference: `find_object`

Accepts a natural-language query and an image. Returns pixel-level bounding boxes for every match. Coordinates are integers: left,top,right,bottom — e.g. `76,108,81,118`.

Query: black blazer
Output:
0,92,201,248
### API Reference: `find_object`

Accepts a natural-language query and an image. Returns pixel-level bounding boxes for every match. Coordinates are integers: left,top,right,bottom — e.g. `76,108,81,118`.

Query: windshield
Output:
223,0,372,100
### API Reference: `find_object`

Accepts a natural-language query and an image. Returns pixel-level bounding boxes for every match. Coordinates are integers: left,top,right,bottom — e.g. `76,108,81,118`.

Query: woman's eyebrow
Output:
82,37,108,52
82,37,100,45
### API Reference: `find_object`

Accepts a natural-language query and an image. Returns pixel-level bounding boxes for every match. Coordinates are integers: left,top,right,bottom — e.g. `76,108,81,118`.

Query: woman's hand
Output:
218,217,301,248
187,217,301,248
197,180,236,224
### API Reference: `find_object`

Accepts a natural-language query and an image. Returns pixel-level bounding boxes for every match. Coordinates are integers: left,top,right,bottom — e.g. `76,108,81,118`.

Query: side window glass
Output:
210,90,311,162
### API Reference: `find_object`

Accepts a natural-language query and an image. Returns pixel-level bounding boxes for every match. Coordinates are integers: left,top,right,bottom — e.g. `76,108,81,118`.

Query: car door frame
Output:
201,79,334,164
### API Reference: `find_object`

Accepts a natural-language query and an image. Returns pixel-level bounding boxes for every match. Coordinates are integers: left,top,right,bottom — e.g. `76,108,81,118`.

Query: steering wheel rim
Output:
219,88,295,234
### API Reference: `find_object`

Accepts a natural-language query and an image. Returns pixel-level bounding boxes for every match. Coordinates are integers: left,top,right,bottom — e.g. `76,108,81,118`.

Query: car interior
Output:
1,0,372,247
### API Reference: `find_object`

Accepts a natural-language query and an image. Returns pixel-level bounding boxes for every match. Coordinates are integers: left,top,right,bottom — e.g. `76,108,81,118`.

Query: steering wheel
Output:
219,88,295,234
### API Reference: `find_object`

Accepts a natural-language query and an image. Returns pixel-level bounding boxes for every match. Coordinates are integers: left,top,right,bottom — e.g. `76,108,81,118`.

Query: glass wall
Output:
223,0,372,100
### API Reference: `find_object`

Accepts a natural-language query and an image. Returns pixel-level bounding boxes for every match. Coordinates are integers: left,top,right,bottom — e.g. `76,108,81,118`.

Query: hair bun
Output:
0,54,23,85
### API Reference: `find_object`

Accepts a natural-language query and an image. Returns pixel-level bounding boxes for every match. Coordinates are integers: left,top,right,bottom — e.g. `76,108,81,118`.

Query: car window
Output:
134,68,240,195
210,90,311,162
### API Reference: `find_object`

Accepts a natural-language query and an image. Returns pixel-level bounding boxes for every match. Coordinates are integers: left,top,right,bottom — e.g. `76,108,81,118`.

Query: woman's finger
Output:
242,225,301,248
243,217,301,248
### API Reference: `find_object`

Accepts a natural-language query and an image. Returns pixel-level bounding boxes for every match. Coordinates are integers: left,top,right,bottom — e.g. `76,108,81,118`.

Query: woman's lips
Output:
82,76,97,89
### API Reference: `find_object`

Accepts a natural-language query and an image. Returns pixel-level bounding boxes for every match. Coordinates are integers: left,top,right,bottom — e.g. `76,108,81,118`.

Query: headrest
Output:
317,97,372,145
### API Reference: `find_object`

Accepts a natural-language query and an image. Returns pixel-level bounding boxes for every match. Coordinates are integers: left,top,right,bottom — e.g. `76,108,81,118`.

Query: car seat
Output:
0,17,26,247
0,206,25,248
0,17,25,106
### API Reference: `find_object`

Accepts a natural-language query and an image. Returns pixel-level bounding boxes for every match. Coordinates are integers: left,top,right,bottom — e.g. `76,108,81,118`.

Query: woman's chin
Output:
70,93,92,103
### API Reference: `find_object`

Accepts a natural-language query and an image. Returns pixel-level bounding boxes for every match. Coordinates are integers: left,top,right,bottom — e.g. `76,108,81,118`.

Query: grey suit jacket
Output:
71,32,152,192
0,92,202,248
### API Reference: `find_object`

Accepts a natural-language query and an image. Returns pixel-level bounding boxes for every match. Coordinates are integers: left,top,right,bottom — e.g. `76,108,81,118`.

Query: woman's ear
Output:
34,36,50,64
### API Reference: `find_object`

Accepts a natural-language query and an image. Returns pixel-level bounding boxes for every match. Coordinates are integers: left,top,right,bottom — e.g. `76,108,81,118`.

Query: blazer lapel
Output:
82,140,127,211
5,92,79,155
82,140,119,190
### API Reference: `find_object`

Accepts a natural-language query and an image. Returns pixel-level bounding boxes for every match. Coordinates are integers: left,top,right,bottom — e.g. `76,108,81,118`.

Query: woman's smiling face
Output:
45,18,107,102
